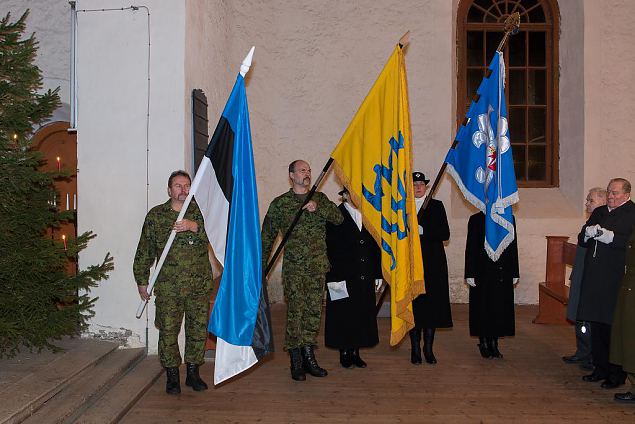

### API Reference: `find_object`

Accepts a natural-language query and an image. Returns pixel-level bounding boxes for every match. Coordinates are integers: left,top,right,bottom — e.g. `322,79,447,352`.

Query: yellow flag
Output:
330,45,424,345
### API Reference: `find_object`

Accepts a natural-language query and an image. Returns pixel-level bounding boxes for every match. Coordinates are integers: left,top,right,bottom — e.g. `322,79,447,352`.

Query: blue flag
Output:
445,51,519,261
194,74,273,385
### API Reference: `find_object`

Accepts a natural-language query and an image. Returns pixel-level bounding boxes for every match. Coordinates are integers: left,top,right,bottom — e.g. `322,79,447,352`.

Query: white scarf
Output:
344,202,362,231
415,196,425,213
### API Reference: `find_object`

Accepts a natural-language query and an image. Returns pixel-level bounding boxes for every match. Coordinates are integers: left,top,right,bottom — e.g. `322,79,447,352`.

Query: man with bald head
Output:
262,159,343,381
577,178,635,390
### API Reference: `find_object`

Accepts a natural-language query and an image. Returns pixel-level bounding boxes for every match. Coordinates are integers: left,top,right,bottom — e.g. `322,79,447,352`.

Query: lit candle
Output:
62,235,67,250
66,193,70,210
53,195,56,207
56,156,61,171
13,134,17,141
73,194,77,210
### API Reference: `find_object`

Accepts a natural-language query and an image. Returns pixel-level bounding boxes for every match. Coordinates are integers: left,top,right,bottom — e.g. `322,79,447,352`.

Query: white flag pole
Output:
135,46,256,319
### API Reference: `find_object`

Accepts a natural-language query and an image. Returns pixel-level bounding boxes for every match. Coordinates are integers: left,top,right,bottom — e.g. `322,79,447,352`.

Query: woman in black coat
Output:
409,172,453,365
325,189,382,368
465,211,519,358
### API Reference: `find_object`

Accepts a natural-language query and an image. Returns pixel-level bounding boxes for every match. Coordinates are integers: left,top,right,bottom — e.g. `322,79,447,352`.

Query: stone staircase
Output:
0,338,162,424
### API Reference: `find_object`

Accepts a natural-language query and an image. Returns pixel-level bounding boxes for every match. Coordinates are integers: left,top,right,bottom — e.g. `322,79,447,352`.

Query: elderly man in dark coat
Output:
465,212,519,359
611,227,635,402
325,188,382,369
409,172,452,365
577,178,635,389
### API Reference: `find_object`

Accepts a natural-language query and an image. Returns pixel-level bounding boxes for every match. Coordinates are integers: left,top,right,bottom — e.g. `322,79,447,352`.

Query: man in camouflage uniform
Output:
262,159,343,381
134,170,212,394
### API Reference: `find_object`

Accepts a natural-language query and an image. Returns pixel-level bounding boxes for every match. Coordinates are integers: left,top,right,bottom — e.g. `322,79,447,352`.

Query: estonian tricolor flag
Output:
193,73,273,385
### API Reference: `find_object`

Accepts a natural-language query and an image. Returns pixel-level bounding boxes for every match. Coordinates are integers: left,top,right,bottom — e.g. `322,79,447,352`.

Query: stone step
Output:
0,338,119,424
21,347,145,424
73,357,163,424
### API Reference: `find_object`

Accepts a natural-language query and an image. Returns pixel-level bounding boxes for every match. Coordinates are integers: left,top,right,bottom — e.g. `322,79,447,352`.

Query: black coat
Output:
324,204,382,349
411,199,453,329
465,212,519,337
576,201,635,325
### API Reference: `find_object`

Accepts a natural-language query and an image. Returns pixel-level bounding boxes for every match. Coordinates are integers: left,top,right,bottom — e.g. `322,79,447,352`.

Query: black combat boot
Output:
489,337,503,358
351,348,367,368
478,336,492,359
340,349,353,368
301,346,328,377
165,367,181,395
409,328,422,364
185,362,208,391
289,348,306,381
423,328,437,364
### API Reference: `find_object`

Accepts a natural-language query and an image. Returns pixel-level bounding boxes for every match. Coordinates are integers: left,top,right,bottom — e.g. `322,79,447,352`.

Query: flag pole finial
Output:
240,46,256,77
398,31,410,48
496,13,521,52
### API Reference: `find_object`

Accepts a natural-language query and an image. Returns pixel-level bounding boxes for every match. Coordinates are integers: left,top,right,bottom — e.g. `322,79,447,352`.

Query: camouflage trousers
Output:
283,272,325,350
155,290,210,368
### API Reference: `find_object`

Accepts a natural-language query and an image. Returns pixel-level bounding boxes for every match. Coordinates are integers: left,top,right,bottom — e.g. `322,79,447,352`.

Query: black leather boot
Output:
185,362,208,391
423,328,437,364
478,336,492,359
489,337,503,358
301,346,328,377
340,349,353,368
289,348,306,381
351,348,367,368
165,367,181,395
409,328,422,364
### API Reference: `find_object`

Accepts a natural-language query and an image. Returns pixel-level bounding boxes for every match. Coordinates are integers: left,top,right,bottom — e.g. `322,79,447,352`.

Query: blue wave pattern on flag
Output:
198,74,273,385
445,51,519,261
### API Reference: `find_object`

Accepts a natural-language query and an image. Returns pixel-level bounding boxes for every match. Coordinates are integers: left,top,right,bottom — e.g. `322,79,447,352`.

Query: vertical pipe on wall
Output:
68,1,77,133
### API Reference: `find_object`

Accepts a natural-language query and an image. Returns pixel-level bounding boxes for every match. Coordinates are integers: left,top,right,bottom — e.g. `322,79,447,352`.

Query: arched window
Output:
457,0,559,187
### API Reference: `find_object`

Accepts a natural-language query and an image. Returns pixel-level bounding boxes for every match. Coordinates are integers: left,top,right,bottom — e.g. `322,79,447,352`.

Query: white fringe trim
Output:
446,162,519,262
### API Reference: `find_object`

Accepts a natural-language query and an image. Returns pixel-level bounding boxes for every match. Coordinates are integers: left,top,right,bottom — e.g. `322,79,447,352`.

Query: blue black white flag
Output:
445,51,519,261
193,73,273,385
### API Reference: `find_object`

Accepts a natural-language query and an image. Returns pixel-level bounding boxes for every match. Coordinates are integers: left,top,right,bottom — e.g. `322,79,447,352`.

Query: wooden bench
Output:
533,236,578,325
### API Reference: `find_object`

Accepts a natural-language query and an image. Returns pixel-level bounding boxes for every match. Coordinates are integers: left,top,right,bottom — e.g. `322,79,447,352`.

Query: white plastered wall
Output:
584,0,635,190
75,0,186,352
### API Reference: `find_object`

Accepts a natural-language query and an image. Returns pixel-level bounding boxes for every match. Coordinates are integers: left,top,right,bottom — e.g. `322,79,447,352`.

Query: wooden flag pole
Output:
422,13,520,211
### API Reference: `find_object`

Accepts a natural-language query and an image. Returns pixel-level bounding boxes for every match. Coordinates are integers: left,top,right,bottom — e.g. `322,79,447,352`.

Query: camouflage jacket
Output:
262,190,343,275
133,200,212,293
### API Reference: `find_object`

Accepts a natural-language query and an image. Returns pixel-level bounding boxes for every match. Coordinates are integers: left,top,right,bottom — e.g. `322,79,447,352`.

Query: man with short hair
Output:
562,187,607,369
578,178,635,389
134,170,212,394
261,159,343,381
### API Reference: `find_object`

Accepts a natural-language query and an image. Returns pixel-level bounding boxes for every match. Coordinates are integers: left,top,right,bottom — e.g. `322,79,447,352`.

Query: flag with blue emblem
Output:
194,68,273,385
330,45,424,345
445,51,519,261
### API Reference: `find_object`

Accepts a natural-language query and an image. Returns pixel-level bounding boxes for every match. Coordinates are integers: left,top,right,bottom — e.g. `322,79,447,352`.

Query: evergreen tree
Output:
0,10,114,357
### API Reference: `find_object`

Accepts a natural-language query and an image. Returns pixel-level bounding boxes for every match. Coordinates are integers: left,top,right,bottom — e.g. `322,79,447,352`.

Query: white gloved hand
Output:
418,225,423,235
466,278,476,287
375,278,383,291
594,227,614,244
585,224,600,238
513,277,519,285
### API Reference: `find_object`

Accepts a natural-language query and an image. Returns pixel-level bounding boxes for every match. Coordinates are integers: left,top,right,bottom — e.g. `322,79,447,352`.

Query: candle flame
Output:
62,235,66,240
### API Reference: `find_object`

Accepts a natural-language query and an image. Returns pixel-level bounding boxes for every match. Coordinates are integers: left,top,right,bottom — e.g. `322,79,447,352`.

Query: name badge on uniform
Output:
327,281,349,301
